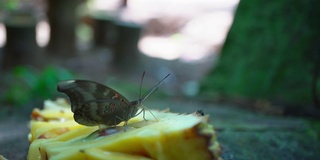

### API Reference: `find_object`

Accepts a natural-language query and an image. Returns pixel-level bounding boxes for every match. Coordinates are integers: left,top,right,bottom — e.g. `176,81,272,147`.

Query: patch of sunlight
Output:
182,11,234,45
87,0,240,62
0,23,6,47
36,21,50,47
139,11,235,62
135,0,239,62
76,23,94,50
139,36,181,60
89,0,120,11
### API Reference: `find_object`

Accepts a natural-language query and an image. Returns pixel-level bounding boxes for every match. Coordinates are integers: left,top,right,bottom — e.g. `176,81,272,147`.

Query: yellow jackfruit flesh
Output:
27,99,222,160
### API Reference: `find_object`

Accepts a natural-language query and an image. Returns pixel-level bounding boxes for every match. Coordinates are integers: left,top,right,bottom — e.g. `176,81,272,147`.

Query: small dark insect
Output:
57,72,170,131
195,110,205,116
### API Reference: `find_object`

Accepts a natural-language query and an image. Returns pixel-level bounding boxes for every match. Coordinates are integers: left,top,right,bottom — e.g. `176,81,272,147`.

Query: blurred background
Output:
0,0,240,106
0,0,320,159
0,0,319,116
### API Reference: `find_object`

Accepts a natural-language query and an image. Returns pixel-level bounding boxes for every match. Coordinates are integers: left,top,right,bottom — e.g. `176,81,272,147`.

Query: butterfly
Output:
57,72,170,130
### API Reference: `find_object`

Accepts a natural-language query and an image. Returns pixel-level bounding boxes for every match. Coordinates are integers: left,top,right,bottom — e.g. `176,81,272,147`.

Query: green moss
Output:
306,120,320,141
201,0,320,106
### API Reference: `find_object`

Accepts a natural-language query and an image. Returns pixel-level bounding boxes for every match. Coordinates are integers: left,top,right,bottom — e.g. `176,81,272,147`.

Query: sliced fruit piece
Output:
27,99,222,160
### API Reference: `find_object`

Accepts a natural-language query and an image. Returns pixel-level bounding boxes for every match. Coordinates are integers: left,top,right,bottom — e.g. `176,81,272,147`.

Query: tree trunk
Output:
46,0,82,56
201,0,320,110
1,13,39,70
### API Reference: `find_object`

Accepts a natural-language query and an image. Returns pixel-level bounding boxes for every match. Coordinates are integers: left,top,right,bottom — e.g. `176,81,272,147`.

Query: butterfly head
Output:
129,73,170,119
128,98,144,117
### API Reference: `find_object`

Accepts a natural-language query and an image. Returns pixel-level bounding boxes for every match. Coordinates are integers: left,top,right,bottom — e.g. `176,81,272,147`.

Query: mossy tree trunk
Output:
201,0,320,110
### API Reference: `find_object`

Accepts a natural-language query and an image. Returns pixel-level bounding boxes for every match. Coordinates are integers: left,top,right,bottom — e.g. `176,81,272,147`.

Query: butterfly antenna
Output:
140,104,158,121
139,71,146,99
140,73,170,101
136,73,170,122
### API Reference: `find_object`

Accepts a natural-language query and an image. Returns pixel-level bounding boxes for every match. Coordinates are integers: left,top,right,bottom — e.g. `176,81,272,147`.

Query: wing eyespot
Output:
112,93,119,99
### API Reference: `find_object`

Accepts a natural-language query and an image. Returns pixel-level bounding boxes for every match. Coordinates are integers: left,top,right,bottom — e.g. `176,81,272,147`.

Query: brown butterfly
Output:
57,72,170,130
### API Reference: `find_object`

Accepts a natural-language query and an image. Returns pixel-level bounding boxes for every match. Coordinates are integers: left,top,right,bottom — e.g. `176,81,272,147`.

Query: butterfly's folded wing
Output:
73,100,131,126
57,80,131,126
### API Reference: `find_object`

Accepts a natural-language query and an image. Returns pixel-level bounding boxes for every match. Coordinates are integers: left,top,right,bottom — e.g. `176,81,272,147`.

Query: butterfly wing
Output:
73,100,131,126
57,80,131,126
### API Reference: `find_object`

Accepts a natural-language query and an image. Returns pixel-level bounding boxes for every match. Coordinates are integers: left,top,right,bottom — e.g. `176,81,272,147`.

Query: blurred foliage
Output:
0,0,34,12
0,0,19,10
1,66,74,106
307,120,320,141
201,0,320,106
0,66,166,106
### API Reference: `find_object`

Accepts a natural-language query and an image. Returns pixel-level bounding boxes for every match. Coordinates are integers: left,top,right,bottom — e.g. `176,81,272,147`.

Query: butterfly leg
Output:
142,109,147,121
140,104,158,122
98,124,108,132
123,121,128,131
135,109,148,121
114,115,128,131
135,109,144,117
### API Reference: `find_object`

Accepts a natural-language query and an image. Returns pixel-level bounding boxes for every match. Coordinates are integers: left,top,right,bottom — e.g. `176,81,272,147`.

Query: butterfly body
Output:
57,80,140,126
